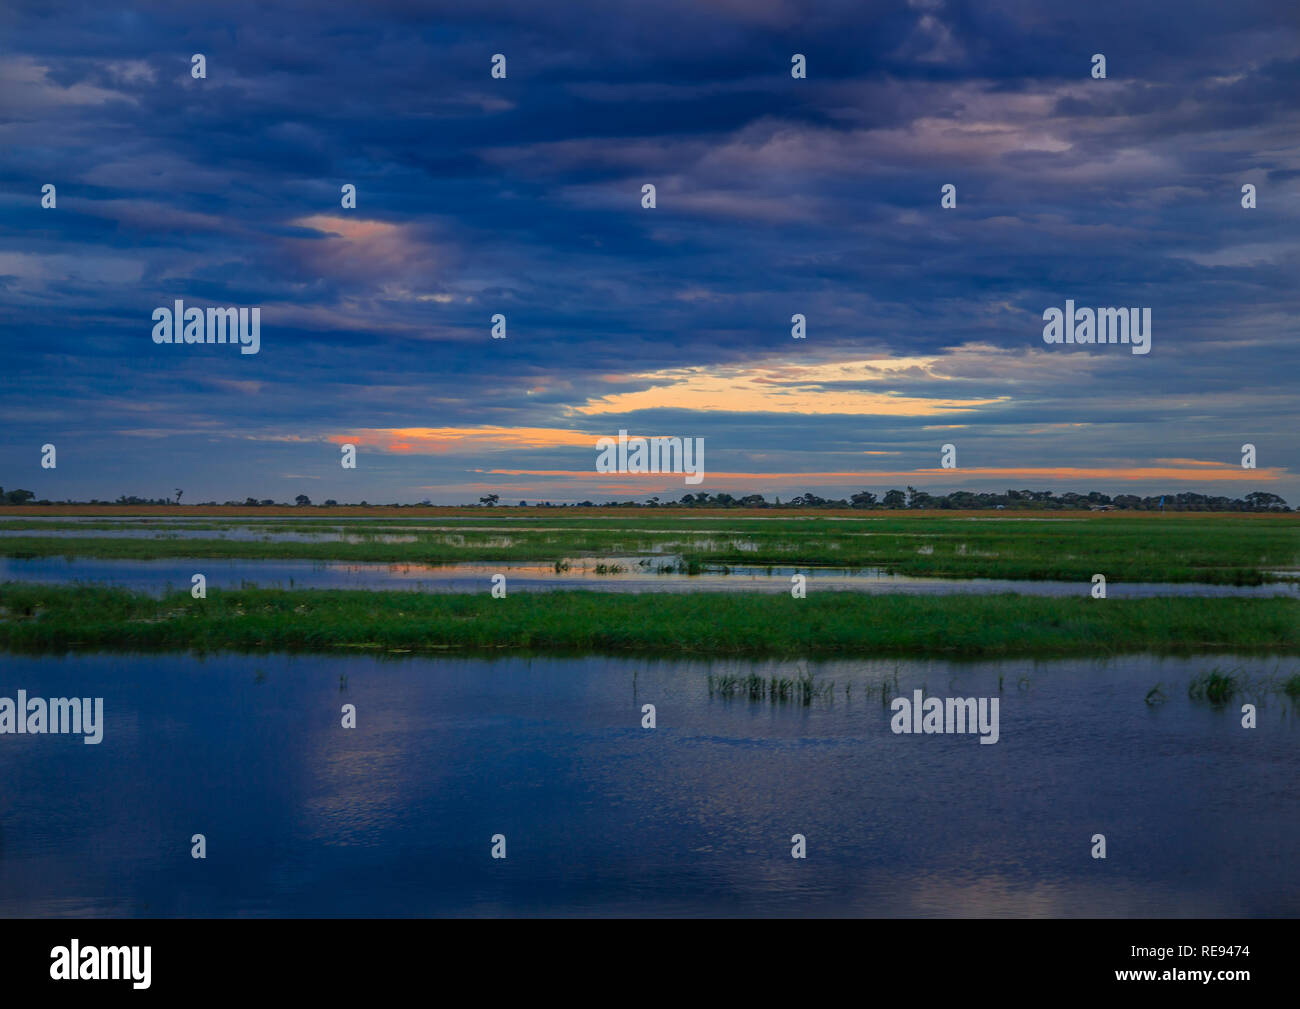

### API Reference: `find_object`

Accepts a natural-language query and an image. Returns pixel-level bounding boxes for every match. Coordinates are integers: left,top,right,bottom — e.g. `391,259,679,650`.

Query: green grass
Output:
0,583,1295,657
1,513,1295,582
707,671,837,704
1182,665,1300,707
1188,669,1239,705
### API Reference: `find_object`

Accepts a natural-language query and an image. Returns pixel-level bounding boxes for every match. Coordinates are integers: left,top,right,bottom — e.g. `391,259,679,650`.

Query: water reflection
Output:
1,555,1294,597
0,652,1295,917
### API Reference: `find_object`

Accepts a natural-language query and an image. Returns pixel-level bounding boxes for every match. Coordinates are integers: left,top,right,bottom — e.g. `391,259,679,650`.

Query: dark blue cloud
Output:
0,0,1296,502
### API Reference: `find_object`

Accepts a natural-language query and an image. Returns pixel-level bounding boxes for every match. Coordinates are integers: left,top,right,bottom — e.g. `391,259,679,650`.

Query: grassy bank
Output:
1,584,1295,657
0,512,1296,583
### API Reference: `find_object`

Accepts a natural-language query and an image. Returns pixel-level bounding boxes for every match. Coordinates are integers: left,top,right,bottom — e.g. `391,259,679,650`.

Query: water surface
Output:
1,556,1293,597
0,651,1295,917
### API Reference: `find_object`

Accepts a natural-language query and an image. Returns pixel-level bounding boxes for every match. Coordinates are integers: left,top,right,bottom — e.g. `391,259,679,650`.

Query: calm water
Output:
0,652,1295,917
0,528,426,543
2,556,1294,597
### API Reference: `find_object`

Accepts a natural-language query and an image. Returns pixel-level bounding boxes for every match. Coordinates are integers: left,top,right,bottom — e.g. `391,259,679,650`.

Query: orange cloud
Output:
486,465,1285,482
293,214,404,242
328,426,600,453
287,214,441,288
571,357,1009,417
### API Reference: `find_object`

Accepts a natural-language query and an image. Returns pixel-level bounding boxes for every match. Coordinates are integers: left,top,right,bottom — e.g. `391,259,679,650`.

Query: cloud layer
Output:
2,0,1296,502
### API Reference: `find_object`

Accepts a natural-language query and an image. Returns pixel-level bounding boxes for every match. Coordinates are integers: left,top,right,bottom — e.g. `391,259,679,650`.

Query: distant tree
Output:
323,499,338,507
850,491,878,509
1244,491,1287,511
6,489,36,504
882,489,906,509
259,499,275,507
519,500,527,507
175,488,183,505
295,494,311,507
479,494,500,507
905,486,935,509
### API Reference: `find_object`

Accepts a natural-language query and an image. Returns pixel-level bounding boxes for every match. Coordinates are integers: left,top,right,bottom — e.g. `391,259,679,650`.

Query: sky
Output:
2,0,1297,505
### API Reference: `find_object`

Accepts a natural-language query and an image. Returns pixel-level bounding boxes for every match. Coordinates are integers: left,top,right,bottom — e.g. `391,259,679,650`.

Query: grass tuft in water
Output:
1188,668,1239,706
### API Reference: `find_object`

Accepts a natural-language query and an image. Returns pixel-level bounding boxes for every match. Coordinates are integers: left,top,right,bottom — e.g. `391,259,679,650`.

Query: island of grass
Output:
1,584,1295,658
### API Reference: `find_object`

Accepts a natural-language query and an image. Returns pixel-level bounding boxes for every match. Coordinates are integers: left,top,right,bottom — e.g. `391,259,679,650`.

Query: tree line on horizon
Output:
0,486,1290,511
570,488,1291,511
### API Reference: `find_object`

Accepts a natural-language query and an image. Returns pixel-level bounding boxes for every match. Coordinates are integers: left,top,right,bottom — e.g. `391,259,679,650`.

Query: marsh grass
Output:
0,584,1295,657
706,670,834,704
2,513,1294,583
1188,668,1238,705
1184,665,1300,707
